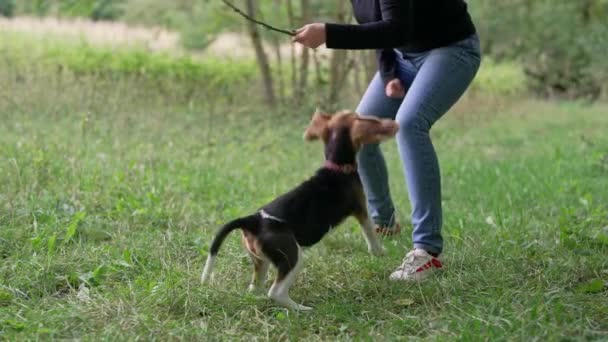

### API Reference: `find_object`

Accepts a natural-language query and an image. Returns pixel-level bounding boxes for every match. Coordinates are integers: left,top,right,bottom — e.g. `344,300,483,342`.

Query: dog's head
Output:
303,109,399,162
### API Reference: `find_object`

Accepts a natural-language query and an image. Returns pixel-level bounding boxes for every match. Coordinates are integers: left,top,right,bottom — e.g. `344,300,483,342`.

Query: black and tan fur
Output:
201,110,399,310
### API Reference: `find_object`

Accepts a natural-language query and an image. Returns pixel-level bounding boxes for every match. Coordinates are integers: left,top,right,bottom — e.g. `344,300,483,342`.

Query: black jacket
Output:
325,0,476,84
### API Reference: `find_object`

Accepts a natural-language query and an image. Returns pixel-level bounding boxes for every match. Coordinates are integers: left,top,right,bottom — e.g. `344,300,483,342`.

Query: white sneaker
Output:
389,248,443,281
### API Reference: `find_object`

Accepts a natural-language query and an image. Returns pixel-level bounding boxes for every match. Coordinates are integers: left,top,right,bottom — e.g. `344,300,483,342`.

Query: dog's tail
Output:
201,214,260,283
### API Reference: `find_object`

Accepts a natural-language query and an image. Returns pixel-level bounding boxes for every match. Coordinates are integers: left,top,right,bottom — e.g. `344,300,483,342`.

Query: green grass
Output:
0,30,257,90
1,81,607,340
0,28,606,340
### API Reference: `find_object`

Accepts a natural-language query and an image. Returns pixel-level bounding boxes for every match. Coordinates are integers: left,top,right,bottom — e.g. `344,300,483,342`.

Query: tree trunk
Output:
245,0,276,106
272,0,285,103
286,0,297,96
295,0,312,103
328,1,350,105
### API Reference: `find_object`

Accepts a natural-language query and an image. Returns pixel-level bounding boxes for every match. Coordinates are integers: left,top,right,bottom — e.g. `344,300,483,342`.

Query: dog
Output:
200,109,399,311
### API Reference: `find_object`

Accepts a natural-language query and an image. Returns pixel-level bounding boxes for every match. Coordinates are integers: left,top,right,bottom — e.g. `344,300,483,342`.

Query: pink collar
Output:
323,160,357,174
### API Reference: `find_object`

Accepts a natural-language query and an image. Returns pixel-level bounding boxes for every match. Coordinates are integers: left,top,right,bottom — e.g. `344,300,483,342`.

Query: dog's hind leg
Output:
264,236,311,311
242,231,269,293
248,254,269,293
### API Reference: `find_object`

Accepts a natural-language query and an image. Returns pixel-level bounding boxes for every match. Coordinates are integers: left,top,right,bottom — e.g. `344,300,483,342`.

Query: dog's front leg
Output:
356,214,385,256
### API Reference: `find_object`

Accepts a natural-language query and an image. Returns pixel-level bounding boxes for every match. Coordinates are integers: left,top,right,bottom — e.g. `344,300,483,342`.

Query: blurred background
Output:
1,0,607,113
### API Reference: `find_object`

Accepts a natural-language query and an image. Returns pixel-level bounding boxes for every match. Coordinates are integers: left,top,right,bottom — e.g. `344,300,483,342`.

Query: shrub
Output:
1,31,257,87
91,0,124,21
469,57,526,97
14,0,51,16
471,0,608,100
14,0,124,21
0,0,15,17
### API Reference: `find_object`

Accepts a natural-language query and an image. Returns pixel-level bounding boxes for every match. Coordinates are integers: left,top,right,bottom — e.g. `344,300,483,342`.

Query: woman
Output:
293,0,481,281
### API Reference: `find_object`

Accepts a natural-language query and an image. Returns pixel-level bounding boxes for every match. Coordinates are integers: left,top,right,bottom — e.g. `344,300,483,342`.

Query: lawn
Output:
1,91,606,340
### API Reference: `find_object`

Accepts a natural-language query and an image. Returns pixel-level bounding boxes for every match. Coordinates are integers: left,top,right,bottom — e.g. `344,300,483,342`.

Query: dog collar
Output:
323,160,357,174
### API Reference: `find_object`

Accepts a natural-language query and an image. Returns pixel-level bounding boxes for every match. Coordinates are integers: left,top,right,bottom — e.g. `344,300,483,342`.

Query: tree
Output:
245,0,276,106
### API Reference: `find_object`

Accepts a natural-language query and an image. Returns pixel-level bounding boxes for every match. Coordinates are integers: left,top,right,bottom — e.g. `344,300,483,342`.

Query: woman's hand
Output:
293,23,326,49
385,78,406,98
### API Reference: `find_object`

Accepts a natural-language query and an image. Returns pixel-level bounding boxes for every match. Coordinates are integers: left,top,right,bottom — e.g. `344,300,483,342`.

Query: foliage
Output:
14,0,50,16
467,57,526,98
0,0,14,17
0,31,257,90
90,0,124,21
11,0,608,101
117,0,232,51
15,0,124,20
40,44,254,82
470,0,608,100
56,0,100,18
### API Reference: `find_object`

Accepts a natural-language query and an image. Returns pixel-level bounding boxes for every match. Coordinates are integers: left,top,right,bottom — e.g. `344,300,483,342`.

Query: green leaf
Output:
576,279,606,294
123,249,132,265
78,265,107,286
275,311,287,321
47,234,57,257
0,289,13,306
92,265,107,285
5,319,25,331
66,211,87,241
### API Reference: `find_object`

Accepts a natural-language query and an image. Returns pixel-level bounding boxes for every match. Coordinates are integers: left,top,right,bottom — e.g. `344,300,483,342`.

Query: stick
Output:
221,0,296,36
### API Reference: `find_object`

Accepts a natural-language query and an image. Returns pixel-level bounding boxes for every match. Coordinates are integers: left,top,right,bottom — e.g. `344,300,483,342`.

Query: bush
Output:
57,0,97,17
0,31,257,86
14,0,124,21
0,0,15,17
471,0,608,100
0,31,263,114
469,57,526,97
14,0,50,16
43,44,257,85
91,0,124,21
120,0,232,51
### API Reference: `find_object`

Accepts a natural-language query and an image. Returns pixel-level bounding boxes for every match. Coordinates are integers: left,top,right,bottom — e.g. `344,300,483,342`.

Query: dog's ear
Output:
303,110,331,141
352,115,399,145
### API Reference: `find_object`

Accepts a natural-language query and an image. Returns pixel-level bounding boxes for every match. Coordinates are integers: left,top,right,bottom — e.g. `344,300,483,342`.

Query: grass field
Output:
1,91,607,340
0,23,607,341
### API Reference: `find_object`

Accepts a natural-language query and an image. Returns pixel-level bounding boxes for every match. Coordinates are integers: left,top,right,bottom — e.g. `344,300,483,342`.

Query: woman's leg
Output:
394,34,481,257
354,72,405,228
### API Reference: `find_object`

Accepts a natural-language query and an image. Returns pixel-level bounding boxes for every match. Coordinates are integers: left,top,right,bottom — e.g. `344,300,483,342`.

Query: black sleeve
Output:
376,48,398,85
325,0,411,50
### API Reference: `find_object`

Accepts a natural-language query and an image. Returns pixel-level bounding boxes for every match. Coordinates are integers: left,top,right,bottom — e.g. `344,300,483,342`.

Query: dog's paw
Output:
369,246,385,256
294,304,313,311
248,284,265,294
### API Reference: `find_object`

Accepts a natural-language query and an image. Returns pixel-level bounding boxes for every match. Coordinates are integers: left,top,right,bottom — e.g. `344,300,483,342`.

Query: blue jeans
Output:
355,34,481,255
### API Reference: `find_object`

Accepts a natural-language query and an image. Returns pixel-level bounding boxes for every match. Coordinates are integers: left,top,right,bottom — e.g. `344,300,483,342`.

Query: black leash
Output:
221,0,296,36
